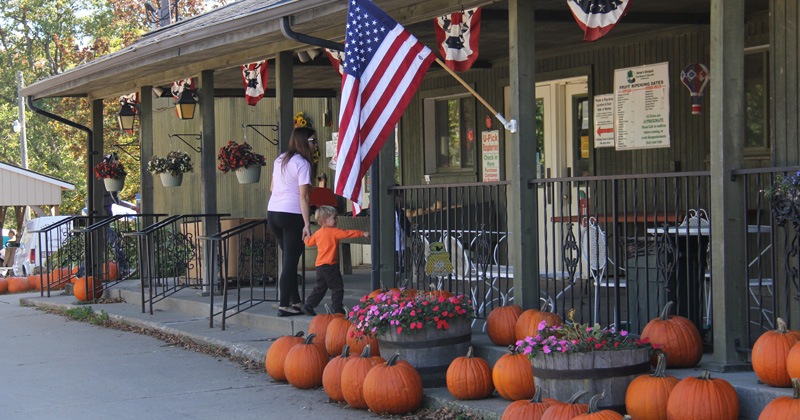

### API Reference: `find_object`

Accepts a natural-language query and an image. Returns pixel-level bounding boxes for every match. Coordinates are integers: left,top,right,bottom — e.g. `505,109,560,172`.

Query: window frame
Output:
743,45,770,157
423,89,478,175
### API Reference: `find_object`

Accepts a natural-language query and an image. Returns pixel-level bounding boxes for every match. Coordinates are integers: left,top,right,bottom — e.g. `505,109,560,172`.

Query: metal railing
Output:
29,215,87,296
391,182,511,320
70,214,164,299
125,214,227,314
200,220,280,330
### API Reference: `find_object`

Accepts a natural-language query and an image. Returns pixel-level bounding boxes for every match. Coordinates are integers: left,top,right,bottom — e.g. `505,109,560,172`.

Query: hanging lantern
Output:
117,93,139,132
175,88,198,120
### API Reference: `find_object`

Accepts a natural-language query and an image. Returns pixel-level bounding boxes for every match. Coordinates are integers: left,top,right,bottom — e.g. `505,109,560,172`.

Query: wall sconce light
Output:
175,88,198,120
117,99,139,132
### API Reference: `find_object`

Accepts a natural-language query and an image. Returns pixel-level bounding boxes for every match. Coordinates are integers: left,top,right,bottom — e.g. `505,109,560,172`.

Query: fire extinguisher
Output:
579,190,589,217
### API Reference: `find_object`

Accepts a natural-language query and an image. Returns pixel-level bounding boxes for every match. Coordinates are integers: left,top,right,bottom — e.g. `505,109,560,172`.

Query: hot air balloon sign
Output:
680,63,710,115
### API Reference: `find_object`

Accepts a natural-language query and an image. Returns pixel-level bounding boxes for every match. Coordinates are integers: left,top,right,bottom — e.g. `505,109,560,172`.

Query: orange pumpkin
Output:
367,289,388,300
105,261,120,281
322,345,354,402
325,316,353,357
446,346,494,400
625,353,679,420
265,331,304,382
309,305,345,346
501,387,558,420
341,344,384,409
425,289,454,298
74,276,103,301
7,277,31,293
665,371,739,420
572,392,623,419
28,274,43,291
362,353,424,415
283,333,329,389
752,317,800,387
541,390,590,420
487,304,524,345
517,307,562,342
345,324,380,357
492,346,536,401
758,378,800,419
640,301,703,368
787,341,800,380
0,278,7,294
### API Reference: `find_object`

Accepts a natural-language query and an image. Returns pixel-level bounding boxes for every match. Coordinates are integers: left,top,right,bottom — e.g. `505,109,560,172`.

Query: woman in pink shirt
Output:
267,127,316,316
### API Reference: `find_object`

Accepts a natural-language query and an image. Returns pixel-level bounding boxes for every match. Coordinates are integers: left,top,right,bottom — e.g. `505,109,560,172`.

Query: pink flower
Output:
416,322,422,329
543,345,551,354
538,320,547,331
522,347,532,355
620,330,628,337
410,310,416,316
410,323,416,330
586,326,593,332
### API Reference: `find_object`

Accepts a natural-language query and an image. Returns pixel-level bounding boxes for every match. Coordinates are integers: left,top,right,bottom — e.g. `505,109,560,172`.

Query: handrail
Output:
125,213,231,236
71,214,167,233
528,170,711,185
200,220,267,241
29,215,84,234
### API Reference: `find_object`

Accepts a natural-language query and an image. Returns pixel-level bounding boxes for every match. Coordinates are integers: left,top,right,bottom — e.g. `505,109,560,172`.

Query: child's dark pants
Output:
306,263,344,312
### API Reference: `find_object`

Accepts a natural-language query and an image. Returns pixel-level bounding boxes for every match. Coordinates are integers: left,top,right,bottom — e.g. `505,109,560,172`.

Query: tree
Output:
0,0,223,221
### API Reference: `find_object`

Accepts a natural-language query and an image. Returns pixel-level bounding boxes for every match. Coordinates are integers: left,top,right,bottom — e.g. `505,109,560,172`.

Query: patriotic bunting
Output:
434,7,481,71
324,48,346,77
171,78,194,100
241,60,268,106
567,0,632,42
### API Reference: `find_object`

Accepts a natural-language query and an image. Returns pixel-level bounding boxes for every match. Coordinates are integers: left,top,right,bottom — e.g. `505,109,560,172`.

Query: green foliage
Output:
147,151,194,176
63,306,108,324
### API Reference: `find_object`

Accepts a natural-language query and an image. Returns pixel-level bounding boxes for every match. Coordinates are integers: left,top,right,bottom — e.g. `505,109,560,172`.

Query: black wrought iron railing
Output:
732,166,800,349
70,214,164,300
28,215,86,296
391,182,511,321
125,214,227,314
200,220,280,330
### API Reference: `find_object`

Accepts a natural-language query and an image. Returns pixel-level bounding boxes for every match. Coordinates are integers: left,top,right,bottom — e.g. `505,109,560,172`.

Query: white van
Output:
12,216,73,276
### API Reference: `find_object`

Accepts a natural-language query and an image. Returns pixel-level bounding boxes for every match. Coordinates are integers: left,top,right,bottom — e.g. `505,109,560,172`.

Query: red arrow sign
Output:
596,127,614,136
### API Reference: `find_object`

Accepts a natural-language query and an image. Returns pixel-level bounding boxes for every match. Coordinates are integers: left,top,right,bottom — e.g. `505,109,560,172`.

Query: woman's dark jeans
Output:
267,211,304,307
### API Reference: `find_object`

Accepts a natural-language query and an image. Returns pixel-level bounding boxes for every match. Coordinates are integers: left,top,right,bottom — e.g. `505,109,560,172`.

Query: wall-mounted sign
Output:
593,94,615,148
614,62,670,150
481,130,500,182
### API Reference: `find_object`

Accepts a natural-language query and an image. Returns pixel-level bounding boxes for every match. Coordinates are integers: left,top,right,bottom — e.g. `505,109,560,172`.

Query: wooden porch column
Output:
276,51,294,151
708,0,750,371
508,0,540,309
199,70,218,294
139,86,154,216
90,99,105,277
377,130,396,288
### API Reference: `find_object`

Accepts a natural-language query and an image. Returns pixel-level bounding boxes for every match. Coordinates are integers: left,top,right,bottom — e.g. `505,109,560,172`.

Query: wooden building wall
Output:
771,0,800,165
400,12,771,186
150,96,336,218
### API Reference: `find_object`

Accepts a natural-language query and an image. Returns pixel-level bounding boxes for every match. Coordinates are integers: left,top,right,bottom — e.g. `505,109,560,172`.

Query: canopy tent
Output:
0,161,75,231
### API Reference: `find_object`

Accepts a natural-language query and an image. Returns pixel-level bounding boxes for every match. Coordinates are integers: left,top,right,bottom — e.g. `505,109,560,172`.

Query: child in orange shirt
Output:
301,205,369,316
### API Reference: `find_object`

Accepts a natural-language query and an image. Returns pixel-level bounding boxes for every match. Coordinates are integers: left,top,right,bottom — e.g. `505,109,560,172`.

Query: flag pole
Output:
434,58,518,133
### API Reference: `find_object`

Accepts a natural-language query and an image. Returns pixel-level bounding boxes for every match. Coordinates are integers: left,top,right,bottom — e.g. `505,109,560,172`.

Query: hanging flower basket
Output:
103,177,125,192
235,165,261,184
160,172,183,187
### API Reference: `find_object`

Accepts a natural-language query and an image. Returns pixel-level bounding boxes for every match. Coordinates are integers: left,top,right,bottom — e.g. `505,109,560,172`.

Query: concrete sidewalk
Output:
18,266,792,419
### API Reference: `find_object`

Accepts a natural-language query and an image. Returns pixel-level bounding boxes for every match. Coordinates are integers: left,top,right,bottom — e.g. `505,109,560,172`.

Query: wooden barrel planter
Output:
377,317,471,388
530,348,650,413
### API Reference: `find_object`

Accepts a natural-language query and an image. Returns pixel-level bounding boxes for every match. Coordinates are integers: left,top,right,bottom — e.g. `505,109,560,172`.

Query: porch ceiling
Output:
21,0,769,101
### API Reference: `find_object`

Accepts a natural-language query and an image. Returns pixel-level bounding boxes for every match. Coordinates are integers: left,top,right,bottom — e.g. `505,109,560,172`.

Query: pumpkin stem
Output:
652,353,668,378
659,301,674,321
386,353,401,366
566,390,588,404
529,387,542,403
792,378,800,399
623,416,632,420
776,317,787,333
698,371,713,381
359,344,372,358
466,346,474,358
586,391,605,413
507,344,520,355
302,333,317,345
340,344,350,358
294,331,305,337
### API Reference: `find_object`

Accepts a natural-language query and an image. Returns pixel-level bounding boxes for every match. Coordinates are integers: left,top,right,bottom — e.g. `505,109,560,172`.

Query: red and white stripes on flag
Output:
434,7,481,72
334,0,435,205
241,60,268,106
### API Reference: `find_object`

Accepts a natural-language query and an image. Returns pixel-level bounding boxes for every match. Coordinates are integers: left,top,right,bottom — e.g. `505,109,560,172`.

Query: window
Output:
424,93,476,173
744,48,769,154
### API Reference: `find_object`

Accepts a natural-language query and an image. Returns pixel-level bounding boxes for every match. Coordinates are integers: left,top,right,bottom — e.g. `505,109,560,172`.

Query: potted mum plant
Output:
349,289,474,387
147,151,194,187
217,141,266,184
764,170,800,228
94,153,127,192
516,309,659,411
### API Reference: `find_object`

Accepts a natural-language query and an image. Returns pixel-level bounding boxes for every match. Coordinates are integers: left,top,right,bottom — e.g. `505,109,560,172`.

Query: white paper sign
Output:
326,132,338,158
614,62,670,150
594,94,615,148
482,130,500,182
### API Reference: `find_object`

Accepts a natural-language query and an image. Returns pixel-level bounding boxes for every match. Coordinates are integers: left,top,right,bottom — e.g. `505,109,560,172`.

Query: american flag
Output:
334,0,434,204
